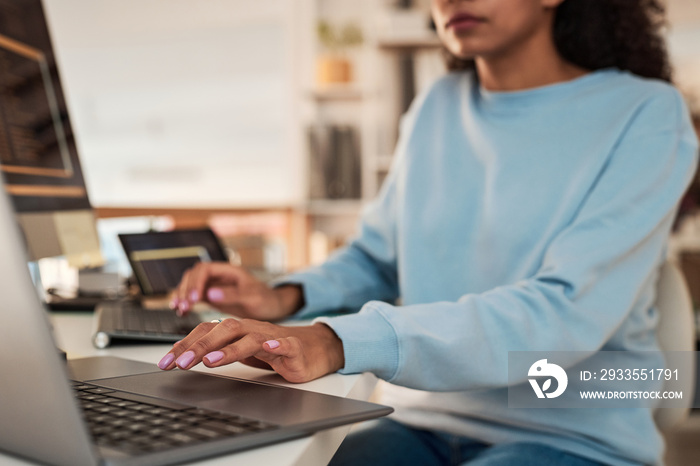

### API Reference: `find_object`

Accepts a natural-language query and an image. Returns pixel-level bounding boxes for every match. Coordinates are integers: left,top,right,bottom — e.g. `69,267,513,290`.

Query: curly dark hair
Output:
444,0,672,83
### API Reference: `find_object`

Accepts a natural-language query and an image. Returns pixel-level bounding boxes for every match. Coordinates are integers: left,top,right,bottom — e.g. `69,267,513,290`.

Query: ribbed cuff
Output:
314,301,399,380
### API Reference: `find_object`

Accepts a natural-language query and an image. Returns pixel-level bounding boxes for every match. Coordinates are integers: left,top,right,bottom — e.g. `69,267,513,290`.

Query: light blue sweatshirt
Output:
280,69,698,465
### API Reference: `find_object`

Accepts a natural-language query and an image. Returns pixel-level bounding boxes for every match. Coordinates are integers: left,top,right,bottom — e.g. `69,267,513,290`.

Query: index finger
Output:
174,269,193,316
156,320,221,370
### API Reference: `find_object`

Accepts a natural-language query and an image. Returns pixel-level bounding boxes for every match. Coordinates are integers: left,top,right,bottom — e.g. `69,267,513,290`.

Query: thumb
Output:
258,337,315,383
262,336,303,358
204,286,249,316
205,286,234,304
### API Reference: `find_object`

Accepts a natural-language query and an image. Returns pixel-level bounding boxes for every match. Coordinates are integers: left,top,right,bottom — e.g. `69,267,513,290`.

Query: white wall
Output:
43,0,303,208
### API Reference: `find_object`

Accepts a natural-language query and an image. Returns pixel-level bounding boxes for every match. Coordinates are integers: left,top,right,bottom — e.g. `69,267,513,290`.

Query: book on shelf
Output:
308,124,362,201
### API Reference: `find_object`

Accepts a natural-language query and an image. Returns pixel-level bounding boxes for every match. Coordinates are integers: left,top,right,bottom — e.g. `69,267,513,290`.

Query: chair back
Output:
653,260,696,431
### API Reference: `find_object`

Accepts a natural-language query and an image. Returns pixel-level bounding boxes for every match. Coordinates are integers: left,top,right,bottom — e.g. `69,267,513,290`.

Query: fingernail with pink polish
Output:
204,351,224,364
158,353,175,370
189,290,199,302
176,350,195,369
178,301,190,314
169,298,179,309
207,288,224,302
265,340,280,349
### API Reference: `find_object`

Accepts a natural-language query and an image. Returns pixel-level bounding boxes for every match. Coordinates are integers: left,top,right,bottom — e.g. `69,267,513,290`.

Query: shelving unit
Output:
292,0,443,265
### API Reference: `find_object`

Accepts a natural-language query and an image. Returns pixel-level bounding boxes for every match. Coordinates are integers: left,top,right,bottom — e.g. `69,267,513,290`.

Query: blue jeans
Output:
329,419,609,466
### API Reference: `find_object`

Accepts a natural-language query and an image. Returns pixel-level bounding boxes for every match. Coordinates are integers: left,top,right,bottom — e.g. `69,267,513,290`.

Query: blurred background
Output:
40,0,700,272
38,0,453,277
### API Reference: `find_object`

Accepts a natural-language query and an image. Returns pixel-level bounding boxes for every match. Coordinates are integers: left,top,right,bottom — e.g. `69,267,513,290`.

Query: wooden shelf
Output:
306,86,365,101
377,35,441,49
305,199,364,216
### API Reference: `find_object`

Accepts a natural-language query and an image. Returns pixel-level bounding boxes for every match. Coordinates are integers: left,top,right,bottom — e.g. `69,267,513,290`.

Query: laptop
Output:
0,189,393,466
93,229,229,348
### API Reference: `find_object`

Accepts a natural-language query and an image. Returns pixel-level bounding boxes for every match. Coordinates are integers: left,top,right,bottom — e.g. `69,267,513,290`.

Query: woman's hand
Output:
169,262,303,321
156,318,345,384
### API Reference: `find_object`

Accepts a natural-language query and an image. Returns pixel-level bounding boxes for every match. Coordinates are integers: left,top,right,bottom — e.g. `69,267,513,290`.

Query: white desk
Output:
0,312,379,466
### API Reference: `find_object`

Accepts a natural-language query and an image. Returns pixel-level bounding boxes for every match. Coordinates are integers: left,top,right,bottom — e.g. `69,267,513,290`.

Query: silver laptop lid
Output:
0,188,98,466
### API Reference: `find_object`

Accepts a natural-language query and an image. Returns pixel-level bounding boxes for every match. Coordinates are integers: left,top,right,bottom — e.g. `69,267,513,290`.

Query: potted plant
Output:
316,20,363,85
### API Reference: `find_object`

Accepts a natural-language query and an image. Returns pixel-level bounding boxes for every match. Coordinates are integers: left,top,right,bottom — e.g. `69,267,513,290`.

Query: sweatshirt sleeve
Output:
315,87,699,391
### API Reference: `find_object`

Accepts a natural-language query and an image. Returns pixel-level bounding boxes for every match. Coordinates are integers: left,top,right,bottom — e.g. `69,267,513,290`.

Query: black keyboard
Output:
93,301,203,348
73,381,278,454
110,305,200,336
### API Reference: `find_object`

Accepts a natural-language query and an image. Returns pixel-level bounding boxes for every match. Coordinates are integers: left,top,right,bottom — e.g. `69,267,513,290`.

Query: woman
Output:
159,0,698,464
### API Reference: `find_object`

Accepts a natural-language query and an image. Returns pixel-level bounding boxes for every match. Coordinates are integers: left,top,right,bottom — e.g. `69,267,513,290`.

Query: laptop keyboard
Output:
73,381,278,455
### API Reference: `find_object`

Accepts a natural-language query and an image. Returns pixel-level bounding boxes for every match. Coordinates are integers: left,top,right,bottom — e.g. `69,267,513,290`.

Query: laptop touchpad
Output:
93,370,367,426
